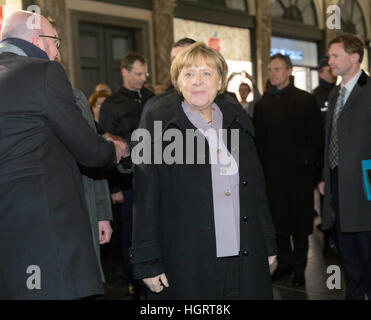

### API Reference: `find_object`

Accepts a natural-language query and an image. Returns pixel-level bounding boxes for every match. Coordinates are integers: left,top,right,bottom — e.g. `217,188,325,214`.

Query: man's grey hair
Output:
1,10,43,41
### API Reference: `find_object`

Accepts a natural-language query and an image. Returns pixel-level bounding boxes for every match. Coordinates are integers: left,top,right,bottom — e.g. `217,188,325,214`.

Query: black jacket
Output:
313,78,335,125
130,92,277,299
312,79,335,182
253,83,324,236
98,86,154,191
0,53,115,299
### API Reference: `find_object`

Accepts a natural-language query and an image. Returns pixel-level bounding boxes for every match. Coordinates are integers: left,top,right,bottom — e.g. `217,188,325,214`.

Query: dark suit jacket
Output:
0,52,115,299
322,71,371,232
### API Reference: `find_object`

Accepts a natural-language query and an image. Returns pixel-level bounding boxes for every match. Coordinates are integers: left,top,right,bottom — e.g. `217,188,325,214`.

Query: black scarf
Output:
0,37,49,60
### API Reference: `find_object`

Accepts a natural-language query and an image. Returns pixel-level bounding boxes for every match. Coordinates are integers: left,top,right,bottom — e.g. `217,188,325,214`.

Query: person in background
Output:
312,56,338,259
95,82,112,95
130,42,277,300
313,56,338,122
322,34,371,300
144,83,155,94
253,54,323,288
98,51,155,298
170,37,197,62
141,38,197,117
74,89,114,285
89,90,111,130
154,83,167,95
237,72,261,118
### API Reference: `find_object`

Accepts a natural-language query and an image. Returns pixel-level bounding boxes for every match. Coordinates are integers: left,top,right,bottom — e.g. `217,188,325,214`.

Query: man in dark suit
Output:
0,10,128,299
323,33,371,300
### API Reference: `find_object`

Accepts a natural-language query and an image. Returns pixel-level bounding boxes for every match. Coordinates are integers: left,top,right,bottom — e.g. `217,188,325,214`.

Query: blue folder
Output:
362,160,371,201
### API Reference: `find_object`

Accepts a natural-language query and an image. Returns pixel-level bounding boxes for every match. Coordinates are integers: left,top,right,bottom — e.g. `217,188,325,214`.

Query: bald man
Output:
0,11,128,299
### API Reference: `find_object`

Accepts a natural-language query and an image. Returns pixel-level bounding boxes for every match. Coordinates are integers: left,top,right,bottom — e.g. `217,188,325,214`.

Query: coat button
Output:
242,180,248,186
243,216,249,222
243,251,249,256
224,190,232,196
220,167,227,175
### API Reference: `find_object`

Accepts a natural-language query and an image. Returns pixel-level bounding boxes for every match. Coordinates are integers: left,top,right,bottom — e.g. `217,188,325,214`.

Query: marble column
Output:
255,0,271,93
152,0,174,87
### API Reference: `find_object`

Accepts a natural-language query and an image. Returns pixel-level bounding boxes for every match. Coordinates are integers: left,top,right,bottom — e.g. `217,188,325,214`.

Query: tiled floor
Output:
101,216,346,300
272,217,345,300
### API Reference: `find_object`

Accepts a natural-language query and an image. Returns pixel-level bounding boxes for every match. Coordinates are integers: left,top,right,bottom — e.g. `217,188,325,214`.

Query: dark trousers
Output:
320,194,338,253
331,167,371,300
276,235,309,275
216,256,240,299
121,188,134,281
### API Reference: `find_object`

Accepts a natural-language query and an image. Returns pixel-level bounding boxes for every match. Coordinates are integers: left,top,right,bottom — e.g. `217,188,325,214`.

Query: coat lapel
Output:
339,70,369,119
161,94,254,138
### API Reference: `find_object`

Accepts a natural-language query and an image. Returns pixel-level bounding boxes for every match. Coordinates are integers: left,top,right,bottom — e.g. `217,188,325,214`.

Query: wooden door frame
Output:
69,9,152,90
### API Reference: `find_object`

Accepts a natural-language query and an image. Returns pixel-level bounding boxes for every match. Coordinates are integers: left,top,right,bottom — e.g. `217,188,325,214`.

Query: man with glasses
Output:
0,10,129,299
98,51,154,298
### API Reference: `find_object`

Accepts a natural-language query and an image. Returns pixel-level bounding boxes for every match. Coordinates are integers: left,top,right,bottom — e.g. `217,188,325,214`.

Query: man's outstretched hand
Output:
104,133,130,163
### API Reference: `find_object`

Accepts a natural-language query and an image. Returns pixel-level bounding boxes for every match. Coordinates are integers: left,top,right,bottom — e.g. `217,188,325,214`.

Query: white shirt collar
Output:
342,69,362,92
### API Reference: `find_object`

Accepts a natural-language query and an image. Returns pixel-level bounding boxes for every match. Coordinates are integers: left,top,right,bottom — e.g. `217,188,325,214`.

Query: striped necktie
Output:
329,86,347,170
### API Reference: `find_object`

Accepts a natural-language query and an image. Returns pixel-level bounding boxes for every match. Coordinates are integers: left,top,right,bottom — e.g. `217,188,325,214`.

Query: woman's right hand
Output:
143,273,169,293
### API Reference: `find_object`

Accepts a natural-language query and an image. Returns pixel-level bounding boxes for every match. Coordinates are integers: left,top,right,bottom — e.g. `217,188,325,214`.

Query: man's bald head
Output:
1,10,47,41
1,10,60,61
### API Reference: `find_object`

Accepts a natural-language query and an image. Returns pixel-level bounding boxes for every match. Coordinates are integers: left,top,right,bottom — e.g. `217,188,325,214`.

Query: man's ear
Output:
121,68,128,79
351,53,360,64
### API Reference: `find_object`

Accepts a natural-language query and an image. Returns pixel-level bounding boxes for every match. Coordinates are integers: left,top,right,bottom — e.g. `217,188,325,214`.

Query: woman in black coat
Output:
130,42,277,299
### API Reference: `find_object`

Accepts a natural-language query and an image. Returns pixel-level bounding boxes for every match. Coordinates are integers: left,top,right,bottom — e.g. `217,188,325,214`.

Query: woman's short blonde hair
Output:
171,42,228,95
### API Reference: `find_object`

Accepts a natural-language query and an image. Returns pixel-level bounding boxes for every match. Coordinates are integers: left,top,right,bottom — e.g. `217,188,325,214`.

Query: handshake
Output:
103,133,131,164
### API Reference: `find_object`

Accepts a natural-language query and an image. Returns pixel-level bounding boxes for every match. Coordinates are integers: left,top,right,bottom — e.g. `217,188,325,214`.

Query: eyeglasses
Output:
129,70,150,78
39,35,62,49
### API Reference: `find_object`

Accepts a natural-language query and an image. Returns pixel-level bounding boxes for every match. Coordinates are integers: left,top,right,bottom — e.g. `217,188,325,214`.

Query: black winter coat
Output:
312,79,335,125
130,93,278,299
253,84,323,236
0,53,115,299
